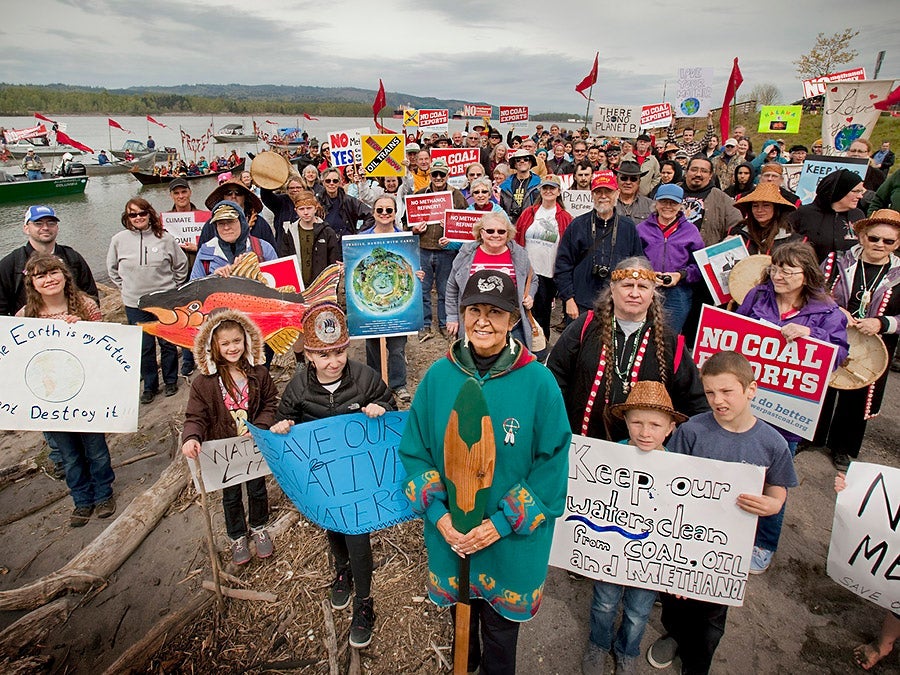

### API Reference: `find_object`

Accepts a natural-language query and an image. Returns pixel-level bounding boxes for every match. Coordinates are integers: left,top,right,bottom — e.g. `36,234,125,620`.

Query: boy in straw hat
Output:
582,381,687,675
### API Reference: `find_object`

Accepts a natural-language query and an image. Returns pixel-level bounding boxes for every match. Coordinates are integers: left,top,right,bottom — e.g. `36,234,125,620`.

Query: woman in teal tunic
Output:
399,269,571,674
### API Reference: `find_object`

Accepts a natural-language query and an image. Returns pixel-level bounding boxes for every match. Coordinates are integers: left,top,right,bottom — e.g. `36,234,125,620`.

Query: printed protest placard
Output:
405,191,453,228
640,103,673,129
418,109,449,135
431,147,482,178
259,256,304,291
248,413,416,534
692,236,750,305
549,435,764,606
0,316,141,433
563,189,594,218
342,233,423,337
782,163,803,194
463,104,493,118
822,80,895,154
361,134,405,177
593,105,642,138
802,67,866,99
328,127,369,167
693,306,838,440
161,210,211,246
795,156,868,204
402,109,419,127
827,462,900,612
444,210,481,242
758,106,803,134
188,435,271,492
676,67,713,117
499,106,529,124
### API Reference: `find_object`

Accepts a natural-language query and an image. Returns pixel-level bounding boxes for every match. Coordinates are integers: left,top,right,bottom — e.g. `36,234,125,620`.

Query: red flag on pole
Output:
55,130,93,154
147,115,167,128
108,117,132,133
302,113,319,121
720,57,743,142
265,119,278,125
34,112,56,124
371,79,397,133
874,85,900,111
575,53,599,99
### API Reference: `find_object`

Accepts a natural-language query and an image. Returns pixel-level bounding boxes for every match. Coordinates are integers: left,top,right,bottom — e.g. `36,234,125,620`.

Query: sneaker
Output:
70,505,93,528
231,535,251,565
750,546,774,574
581,643,607,675
95,497,116,519
140,390,156,404
181,364,195,377
647,635,678,669
164,382,178,397
438,325,449,339
330,566,353,610
49,462,66,481
349,596,375,648
251,528,274,558
418,327,433,343
393,387,411,403
832,453,851,472
615,653,637,675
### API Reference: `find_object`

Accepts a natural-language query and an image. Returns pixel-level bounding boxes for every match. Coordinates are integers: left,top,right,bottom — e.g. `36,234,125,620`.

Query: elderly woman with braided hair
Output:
547,257,708,441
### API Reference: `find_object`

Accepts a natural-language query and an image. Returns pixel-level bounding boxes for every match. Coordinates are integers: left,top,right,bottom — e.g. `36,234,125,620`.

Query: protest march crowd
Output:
1,105,899,674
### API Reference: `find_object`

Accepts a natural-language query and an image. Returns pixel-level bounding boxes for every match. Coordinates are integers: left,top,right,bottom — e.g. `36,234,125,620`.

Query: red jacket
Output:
514,201,573,247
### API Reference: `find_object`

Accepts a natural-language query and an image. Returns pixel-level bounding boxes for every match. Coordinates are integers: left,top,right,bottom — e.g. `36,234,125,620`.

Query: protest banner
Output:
827,462,900,612
259,255,304,291
758,106,803,134
549,435,764,606
161,210,211,246
693,306,839,440
418,109,449,135
463,104,493,118
188,435,272,493
248,413,416,534
593,105,642,138
405,191,453,228
361,134,405,177
328,127,369,167
443,209,481,242
822,80,895,154
563,189,594,218
676,67,714,117
431,147,482,178
499,106,529,124
802,67,866,99
692,236,750,305
342,232,423,337
794,155,868,204
0,316,141,433
402,109,419,127
640,103,673,129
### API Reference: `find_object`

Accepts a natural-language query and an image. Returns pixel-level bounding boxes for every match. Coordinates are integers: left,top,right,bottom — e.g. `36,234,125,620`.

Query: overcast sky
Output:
3,1,898,113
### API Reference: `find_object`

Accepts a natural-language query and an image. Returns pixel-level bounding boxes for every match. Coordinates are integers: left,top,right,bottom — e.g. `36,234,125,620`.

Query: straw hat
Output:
734,182,796,211
249,150,290,190
853,209,900,235
610,381,688,422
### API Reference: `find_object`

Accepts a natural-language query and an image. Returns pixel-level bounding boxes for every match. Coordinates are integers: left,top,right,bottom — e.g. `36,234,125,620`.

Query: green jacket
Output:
399,339,571,621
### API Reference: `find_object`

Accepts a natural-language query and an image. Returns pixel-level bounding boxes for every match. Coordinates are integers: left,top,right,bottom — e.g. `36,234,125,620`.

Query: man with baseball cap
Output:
499,149,542,222
614,161,654,222
555,171,644,319
714,138,741,191
21,148,45,180
622,133,660,196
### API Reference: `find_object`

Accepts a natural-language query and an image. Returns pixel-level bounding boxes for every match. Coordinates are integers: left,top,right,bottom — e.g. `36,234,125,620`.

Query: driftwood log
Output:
0,596,76,659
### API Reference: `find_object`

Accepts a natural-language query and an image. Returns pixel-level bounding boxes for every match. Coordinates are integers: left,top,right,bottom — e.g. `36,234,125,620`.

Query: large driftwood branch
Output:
0,596,76,659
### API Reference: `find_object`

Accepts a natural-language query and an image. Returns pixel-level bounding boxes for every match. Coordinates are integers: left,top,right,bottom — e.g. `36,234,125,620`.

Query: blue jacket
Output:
751,140,789,179
498,172,541,222
191,200,277,279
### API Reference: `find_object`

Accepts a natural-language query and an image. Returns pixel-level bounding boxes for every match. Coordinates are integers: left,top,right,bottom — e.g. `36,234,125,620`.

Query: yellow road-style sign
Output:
361,134,406,177
403,109,419,127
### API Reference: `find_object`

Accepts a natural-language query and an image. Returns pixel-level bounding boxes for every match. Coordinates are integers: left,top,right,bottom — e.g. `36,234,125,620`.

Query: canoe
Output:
0,175,88,204
129,160,246,186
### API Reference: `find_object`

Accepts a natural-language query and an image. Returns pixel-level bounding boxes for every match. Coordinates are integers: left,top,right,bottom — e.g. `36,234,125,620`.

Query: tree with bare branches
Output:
794,29,860,79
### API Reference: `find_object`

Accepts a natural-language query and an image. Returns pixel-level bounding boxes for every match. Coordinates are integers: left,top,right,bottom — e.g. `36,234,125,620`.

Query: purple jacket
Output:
736,281,849,364
636,213,705,284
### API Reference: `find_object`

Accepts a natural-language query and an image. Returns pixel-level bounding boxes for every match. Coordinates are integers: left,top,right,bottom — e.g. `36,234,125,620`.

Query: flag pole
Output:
582,83,594,132
108,123,112,154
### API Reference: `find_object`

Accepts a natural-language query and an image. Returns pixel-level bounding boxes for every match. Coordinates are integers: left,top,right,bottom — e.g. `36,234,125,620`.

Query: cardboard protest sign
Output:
405,191,453,228
802,67,866,99
563,189,594,218
0,316,141,433
822,80,895,154
499,106,529,124
418,109,449,135
795,156,868,205
328,127,369,167
361,134,405,177
161,210,211,246
693,306,838,440
342,233,423,337
758,106,802,134
188,435,271,492
676,67,713,117
692,236,750,305
462,104,493,118
827,462,900,612
640,103,673,129
549,435,764,606
259,256,304,291
593,105,642,138
443,209,481,242
248,413,416,534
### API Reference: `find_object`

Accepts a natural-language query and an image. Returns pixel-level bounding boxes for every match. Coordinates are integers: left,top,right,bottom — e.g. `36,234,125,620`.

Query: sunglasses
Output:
375,207,395,215
222,189,241,196
471,189,490,195
483,228,507,235
323,178,341,184
467,173,484,178
431,172,448,178
867,234,897,245
127,210,150,218
618,175,639,182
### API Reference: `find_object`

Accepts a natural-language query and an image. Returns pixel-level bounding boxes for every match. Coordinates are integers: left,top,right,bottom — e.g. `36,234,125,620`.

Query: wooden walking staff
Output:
190,457,226,614
443,379,496,675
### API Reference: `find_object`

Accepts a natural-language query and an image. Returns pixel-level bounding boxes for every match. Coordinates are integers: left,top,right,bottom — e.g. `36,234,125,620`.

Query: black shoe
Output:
49,462,66,481
349,596,375,648
164,382,178,397
330,566,353,610
70,505,93,527
832,453,851,472
181,365,195,377
140,390,156,404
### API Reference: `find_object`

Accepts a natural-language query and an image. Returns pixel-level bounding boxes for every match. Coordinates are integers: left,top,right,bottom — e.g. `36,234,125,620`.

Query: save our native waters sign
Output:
693,306,839,440
549,435,764,606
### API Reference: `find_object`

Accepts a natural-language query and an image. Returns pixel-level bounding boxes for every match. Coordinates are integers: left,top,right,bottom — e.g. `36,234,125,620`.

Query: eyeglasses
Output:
431,172,448,178
323,178,341,184
849,188,866,196
767,266,803,278
375,207,395,215
867,234,897,245
471,189,490,195
483,229,507,235
619,175,639,182
127,210,150,218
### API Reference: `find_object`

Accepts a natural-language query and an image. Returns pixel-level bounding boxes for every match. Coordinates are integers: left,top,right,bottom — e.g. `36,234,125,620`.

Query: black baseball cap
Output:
460,270,518,313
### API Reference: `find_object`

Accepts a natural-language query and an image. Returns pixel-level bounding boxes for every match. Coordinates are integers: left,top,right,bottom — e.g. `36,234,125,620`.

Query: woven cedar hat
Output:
205,179,264,214
610,380,688,422
249,150,290,190
302,302,350,352
853,209,900,235
734,182,796,211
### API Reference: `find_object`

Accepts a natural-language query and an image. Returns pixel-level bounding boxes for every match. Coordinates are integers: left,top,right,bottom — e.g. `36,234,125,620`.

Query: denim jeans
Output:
589,580,658,659
43,432,63,467
26,170,43,180
365,336,407,390
222,476,268,540
661,284,693,335
755,441,797,551
125,306,179,392
420,248,456,327
45,431,115,508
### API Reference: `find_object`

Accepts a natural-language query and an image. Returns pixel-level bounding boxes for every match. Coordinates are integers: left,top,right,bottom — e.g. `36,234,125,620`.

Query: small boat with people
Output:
266,127,306,148
213,124,258,143
110,139,161,161
130,159,246,186
0,172,88,203
4,137,83,159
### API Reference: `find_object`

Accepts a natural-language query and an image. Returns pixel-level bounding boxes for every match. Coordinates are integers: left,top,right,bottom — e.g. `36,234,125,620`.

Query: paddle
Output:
443,378,496,675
